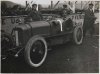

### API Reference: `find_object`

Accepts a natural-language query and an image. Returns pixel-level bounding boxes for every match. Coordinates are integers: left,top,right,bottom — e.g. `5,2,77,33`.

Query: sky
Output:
2,0,99,9
2,0,98,5
2,0,66,6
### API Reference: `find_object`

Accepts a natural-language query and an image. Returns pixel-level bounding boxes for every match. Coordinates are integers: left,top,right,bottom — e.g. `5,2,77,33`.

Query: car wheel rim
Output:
76,28,82,42
30,40,45,64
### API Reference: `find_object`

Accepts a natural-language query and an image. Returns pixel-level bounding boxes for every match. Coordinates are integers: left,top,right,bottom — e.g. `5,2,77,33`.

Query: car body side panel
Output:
29,21,51,36
14,21,51,46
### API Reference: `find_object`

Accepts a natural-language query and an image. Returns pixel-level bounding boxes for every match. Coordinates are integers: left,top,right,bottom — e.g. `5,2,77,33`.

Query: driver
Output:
26,4,42,21
61,4,71,18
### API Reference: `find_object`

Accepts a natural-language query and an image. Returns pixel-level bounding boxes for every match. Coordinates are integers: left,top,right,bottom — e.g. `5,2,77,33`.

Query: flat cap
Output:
89,3,93,6
32,4,37,6
63,4,67,7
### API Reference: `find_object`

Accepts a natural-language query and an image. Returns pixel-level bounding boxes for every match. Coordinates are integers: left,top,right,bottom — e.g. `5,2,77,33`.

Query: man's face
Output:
32,5,37,10
63,5,67,9
89,5,93,9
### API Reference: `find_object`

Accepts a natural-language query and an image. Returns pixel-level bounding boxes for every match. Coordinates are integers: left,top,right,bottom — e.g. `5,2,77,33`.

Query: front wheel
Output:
72,26,83,45
24,35,47,67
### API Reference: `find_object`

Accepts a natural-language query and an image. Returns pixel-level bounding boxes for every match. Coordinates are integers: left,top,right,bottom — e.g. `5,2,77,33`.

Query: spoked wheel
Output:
25,36,47,67
1,32,14,59
73,26,83,45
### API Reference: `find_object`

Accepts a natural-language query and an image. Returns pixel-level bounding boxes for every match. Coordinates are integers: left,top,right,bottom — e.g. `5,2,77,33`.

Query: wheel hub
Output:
30,40,45,64
77,28,82,42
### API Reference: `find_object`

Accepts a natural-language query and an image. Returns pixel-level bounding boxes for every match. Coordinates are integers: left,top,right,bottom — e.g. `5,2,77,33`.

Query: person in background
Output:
83,3,96,37
61,4,71,18
25,4,42,21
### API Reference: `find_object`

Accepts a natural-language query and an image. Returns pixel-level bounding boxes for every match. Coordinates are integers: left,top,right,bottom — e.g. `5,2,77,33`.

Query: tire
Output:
24,35,47,67
1,32,14,59
72,26,83,45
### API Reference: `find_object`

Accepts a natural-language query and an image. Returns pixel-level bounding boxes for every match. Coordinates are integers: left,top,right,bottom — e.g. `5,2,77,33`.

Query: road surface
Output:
1,36,99,73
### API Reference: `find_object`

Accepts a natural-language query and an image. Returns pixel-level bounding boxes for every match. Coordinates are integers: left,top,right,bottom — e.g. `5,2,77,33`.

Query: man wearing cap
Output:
61,4,71,18
60,4,72,31
83,3,96,37
26,4,42,21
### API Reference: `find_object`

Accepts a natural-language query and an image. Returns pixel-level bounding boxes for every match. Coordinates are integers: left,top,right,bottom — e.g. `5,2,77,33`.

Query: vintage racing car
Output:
1,11,84,67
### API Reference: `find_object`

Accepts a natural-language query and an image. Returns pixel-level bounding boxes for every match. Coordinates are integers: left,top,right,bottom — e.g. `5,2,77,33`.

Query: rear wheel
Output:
25,36,47,67
72,26,83,45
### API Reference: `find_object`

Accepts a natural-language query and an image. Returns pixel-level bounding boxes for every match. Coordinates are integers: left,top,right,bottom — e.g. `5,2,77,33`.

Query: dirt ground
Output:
1,35,99,73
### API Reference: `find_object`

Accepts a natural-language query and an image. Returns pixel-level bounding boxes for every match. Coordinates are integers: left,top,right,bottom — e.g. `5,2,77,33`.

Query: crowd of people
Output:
1,2,32,16
1,2,97,37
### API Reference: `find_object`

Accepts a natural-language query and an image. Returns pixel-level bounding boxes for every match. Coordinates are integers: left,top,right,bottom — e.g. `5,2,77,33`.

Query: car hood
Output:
26,21,50,28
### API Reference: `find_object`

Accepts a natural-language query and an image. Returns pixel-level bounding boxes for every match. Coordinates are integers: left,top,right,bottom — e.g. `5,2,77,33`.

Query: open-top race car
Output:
1,9,84,67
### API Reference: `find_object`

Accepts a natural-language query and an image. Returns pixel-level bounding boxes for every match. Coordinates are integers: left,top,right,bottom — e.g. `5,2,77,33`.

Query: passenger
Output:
60,4,72,31
83,3,96,37
61,4,71,18
25,4,42,21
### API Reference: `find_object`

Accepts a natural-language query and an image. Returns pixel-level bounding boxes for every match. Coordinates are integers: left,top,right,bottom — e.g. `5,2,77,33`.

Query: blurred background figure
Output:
61,4,71,18
83,3,96,37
